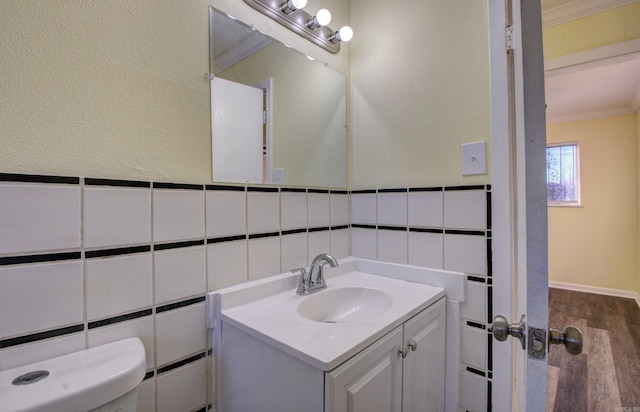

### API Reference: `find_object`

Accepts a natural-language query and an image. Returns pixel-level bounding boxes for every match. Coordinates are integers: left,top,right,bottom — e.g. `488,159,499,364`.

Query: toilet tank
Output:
0,337,146,412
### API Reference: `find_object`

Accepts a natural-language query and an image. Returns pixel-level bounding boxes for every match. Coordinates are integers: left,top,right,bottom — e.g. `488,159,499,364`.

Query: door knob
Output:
549,326,583,355
489,314,526,349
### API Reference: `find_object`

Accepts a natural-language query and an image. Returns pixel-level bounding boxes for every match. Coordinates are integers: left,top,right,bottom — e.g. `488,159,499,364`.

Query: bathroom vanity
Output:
208,258,447,412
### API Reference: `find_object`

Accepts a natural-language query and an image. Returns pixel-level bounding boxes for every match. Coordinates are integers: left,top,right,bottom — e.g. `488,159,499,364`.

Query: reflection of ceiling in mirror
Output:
212,10,273,74
541,0,637,27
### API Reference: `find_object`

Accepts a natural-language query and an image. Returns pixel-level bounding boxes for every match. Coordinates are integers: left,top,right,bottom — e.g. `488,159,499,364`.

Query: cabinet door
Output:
402,297,446,412
326,326,403,412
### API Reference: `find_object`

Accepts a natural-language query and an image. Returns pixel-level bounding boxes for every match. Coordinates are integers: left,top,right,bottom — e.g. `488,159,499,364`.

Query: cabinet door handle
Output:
399,348,408,358
408,341,417,351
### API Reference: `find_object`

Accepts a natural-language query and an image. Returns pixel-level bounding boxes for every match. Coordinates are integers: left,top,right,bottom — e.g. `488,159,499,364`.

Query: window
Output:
546,142,580,206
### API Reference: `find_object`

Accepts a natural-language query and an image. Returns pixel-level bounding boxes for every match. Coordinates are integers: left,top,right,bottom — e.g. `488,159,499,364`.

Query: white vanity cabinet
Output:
326,297,446,412
215,296,446,412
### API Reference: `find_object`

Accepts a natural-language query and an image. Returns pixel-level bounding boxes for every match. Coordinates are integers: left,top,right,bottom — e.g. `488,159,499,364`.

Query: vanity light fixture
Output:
329,26,353,43
242,0,351,54
307,9,331,30
282,0,307,15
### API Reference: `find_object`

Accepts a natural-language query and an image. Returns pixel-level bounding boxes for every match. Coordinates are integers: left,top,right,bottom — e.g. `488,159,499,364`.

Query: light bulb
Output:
337,26,353,42
282,0,307,14
315,9,332,26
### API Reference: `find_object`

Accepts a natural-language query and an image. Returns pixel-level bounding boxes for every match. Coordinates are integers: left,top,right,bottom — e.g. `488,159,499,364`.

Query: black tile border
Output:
247,186,278,192
88,308,153,329
378,188,407,193
409,227,444,234
467,275,486,284
487,239,493,277
143,371,155,380
153,182,204,191
0,252,81,266
486,191,492,230
157,351,207,375
331,225,349,230
378,225,407,232
351,189,376,194
248,232,280,240
487,379,493,412
0,324,84,348
466,321,486,330
445,185,486,191
154,240,205,252
330,190,349,195
466,366,486,377
487,285,493,324
85,178,150,188
156,296,205,314
444,229,486,236
0,173,80,185
207,235,246,244
487,332,493,372
85,245,151,259
408,187,443,192
308,226,330,233
280,188,306,193
206,184,245,192
308,188,329,194
351,224,376,229
282,228,307,236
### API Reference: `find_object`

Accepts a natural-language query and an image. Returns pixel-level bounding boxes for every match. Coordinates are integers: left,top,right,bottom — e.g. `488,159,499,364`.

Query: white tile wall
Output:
153,189,205,243
281,191,307,231
85,253,153,320
205,189,246,238
309,230,331,261
461,280,487,323
248,237,281,280
1,174,491,412
408,190,443,228
0,261,83,337
83,186,150,248
247,190,279,234
351,192,376,225
461,325,488,370
308,192,330,228
330,192,350,226
0,183,81,254
444,235,487,276
377,229,407,264
207,240,248,290
154,246,206,304
444,190,486,230
281,232,308,270
156,358,207,412
155,303,207,367
408,231,444,269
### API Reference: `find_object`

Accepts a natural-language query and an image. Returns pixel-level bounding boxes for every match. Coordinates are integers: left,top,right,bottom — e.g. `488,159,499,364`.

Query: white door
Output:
488,1,581,411
211,77,264,184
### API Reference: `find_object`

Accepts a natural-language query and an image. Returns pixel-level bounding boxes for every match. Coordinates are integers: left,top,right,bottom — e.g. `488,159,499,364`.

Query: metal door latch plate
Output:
528,327,546,360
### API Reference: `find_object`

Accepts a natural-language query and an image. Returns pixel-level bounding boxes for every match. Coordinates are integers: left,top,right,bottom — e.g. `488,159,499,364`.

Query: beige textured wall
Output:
0,0,349,184
349,0,491,189
547,115,639,292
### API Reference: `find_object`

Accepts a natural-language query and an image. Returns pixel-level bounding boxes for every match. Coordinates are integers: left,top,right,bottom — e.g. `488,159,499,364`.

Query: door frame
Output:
489,1,549,411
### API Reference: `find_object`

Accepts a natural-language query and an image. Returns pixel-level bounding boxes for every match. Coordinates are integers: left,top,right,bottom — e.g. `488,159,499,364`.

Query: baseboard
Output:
549,280,640,308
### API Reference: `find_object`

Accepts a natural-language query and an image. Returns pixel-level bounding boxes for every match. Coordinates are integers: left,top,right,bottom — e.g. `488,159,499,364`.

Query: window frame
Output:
546,141,581,207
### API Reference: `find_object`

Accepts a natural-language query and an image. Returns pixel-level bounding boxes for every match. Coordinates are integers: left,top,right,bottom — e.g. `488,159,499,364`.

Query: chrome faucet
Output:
292,253,339,296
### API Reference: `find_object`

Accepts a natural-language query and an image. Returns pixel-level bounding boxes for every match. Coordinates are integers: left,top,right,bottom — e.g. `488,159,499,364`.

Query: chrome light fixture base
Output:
243,0,340,54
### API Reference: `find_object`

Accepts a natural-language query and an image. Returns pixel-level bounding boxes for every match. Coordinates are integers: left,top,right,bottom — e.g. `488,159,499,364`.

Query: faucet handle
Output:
292,268,308,295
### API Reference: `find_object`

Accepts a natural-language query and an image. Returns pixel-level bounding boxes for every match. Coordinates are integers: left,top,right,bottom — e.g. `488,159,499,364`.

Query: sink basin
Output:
297,287,393,323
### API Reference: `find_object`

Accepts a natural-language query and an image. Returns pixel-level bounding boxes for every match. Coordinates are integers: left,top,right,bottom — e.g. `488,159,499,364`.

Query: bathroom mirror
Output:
210,7,347,188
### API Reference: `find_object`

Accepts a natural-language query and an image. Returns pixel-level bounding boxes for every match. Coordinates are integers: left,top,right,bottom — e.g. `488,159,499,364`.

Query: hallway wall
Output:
547,114,639,292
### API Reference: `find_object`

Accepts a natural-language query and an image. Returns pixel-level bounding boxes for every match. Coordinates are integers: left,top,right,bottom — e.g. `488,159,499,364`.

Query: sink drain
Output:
12,370,49,386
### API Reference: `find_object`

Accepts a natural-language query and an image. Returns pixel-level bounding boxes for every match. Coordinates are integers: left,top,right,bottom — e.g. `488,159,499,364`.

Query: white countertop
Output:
212,262,446,371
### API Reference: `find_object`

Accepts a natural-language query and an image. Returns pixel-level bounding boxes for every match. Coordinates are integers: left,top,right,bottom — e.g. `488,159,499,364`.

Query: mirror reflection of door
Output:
211,77,263,184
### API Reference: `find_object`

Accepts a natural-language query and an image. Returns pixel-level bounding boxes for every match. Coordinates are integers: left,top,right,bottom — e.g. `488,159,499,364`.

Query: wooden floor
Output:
547,288,640,412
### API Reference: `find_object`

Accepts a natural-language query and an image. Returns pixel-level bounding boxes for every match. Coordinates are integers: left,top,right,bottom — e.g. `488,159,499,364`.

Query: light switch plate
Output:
273,168,284,184
461,142,487,176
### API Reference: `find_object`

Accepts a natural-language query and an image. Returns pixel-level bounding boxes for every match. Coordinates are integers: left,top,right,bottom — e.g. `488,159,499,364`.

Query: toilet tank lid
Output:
0,337,146,412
